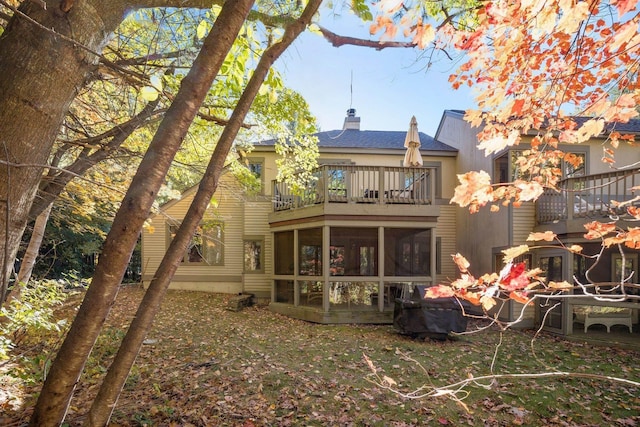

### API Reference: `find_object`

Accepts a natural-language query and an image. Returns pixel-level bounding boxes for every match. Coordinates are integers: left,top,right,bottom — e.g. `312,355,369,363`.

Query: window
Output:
168,221,224,265
247,158,264,194
611,253,638,282
299,228,322,276
493,150,524,183
274,231,294,275
384,228,431,276
540,255,563,282
243,237,264,273
274,280,294,304
494,149,587,183
330,227,378,276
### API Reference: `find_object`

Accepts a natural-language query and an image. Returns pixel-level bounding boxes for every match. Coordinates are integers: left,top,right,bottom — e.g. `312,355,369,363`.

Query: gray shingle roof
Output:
257,129,457,152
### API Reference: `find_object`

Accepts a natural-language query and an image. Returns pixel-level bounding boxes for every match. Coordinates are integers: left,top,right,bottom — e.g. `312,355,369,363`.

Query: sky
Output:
274,6,478,137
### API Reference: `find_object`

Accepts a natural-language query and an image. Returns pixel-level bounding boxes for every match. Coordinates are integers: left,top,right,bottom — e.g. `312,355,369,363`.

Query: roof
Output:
255,129,458,152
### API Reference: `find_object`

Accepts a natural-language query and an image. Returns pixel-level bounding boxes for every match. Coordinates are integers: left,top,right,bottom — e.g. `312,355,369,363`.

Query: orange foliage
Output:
372,0,639,307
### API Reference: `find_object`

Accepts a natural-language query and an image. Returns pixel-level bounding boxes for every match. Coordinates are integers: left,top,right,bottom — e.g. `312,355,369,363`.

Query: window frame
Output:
247,157,265,195
167,220,224,266
243,236,265,274
611,252,638,283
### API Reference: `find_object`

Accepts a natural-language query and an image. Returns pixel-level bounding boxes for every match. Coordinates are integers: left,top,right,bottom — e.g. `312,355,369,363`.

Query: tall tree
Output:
0,0,139,298
86,3,321,424
28,1,255,424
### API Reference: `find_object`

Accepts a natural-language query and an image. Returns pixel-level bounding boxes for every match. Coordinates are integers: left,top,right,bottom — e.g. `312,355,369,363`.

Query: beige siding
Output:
512,202,536,245
436,205,458,283
243,200,272,297
141,175,245,294
144,129,461,298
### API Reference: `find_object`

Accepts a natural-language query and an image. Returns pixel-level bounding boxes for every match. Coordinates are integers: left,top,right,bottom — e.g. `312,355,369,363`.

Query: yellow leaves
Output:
532,7,557,39
412,22,435,49
139,86,159,101
382,375,397,387
515,180,544,201
502,245,530,262
196,20,209,40
568,245,583,253
307,23,323,36
451,170,494,210
477,130,520,156
452,253,470,273
463,109,484,128
560,119,605,144
609,20,640,52
579,118,605,141
480,294,497,311
548,281,573,290
363,353,377,374
527,231,556,242
557,0,590,34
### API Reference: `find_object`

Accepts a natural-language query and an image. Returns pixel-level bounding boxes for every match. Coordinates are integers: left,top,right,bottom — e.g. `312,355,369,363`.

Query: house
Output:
141,108,640,332
141,109,460,323
435,110,640,333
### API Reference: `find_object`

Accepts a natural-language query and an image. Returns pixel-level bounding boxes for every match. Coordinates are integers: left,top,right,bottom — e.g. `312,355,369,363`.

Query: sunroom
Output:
268,164,441,323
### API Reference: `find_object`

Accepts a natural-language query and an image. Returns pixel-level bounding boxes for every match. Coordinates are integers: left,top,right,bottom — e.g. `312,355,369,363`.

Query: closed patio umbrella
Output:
403,116,423,167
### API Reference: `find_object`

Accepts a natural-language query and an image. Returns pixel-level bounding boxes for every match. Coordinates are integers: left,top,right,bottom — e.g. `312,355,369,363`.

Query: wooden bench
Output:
581,307,633,333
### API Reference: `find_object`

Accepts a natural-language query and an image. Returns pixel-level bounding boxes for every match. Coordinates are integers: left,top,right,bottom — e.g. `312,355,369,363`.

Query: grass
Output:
1,285,639,426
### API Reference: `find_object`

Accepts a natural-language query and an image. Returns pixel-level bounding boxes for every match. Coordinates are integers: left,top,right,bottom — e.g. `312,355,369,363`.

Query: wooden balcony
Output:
537,169,640,224
272,165,436,212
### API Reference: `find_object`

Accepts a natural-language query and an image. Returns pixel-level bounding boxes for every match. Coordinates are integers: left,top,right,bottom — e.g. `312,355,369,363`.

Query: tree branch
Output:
317,25,416,50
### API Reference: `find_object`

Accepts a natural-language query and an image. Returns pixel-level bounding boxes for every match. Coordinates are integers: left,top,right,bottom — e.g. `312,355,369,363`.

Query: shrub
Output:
0,281,68,360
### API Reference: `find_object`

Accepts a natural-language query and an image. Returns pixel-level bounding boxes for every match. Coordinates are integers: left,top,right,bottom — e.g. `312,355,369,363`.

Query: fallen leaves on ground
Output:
1,285,639,426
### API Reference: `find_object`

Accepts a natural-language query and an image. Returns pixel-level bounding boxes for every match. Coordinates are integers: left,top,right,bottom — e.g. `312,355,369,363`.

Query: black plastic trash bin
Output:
393,285,468,339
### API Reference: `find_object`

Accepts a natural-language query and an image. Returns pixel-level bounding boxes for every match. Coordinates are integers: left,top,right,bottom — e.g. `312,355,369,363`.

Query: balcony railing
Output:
537,169,639,223
273,165,435,211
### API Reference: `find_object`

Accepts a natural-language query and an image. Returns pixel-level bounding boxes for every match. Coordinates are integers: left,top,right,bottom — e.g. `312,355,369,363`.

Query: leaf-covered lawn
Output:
2,285,639,426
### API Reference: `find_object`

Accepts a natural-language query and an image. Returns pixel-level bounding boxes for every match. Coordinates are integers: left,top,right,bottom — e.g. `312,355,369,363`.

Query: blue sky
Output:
275,7,478,137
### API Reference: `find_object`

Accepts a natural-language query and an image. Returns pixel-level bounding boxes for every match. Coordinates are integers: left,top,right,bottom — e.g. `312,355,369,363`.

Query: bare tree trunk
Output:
16,203,53,285
0,0,134,298
85,1,322,424
3,203,53,305
28,2,254,425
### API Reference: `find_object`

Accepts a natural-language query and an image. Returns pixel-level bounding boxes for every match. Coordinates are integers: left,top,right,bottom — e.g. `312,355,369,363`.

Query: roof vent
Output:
343,108,360,130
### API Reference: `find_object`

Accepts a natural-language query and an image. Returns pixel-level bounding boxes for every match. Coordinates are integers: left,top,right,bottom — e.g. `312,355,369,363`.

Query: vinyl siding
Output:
512,202,536,245
141,175,245,293
436,205,458,283
242,200,272,296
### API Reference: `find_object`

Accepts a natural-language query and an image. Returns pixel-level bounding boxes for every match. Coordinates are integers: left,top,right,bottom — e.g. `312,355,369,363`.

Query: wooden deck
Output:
537,169,639,224
272,165,435,211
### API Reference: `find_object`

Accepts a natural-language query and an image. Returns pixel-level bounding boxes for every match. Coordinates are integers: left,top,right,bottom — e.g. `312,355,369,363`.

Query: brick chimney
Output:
343,108,360,130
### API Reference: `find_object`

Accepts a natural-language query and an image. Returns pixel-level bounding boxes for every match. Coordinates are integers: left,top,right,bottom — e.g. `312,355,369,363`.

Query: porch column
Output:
294,229,299,306
378,226,385,311
323,225,330,312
